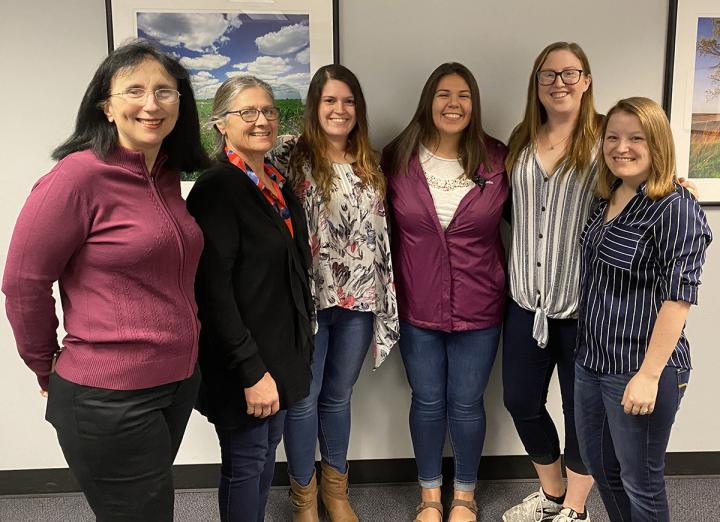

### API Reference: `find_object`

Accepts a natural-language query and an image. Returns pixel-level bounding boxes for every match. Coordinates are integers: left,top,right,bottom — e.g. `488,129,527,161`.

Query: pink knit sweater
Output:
2,148,203,390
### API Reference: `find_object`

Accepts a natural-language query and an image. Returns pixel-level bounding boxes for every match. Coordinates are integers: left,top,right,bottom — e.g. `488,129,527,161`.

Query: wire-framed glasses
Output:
224,107,280,122
109,88,181,104
536,69,584,86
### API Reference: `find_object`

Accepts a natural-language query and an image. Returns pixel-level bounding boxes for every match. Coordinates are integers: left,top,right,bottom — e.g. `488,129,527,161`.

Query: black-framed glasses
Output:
109,87,181,104
536,69,584,86
225,107,280,122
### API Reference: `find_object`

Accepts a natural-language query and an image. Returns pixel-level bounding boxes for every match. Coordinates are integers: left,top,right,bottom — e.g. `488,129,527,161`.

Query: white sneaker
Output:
551,507,590,521
501,488,562,522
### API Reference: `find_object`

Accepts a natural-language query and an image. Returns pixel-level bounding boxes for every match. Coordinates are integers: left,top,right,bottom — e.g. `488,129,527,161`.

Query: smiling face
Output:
317,79,357,143
431,73,472,140
216,86,278,162
103,58,179,158
537,49,591,118
603,110,652,187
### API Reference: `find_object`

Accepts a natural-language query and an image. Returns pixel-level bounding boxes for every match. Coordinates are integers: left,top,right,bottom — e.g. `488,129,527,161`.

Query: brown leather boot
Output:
320,461,358,522
289,471,319,522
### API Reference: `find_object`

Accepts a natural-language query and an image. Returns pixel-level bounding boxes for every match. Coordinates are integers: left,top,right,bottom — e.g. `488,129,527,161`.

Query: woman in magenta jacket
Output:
382,62,509,522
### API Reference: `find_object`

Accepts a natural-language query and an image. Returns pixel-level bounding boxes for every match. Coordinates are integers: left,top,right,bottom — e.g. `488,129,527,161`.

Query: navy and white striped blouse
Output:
577,183,712,373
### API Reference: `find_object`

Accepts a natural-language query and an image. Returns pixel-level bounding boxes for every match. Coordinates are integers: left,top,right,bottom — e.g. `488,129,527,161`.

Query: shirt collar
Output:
610,178,648,196
224,147,286,187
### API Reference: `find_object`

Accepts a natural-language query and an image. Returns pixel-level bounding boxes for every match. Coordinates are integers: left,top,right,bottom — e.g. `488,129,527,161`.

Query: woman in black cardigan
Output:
187,76,313,522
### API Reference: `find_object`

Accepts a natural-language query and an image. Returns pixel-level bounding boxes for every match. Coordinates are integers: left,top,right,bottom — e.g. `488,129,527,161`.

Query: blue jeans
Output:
284,307,373,485
215,411,286,522
574,363,689,522
400,321,500,491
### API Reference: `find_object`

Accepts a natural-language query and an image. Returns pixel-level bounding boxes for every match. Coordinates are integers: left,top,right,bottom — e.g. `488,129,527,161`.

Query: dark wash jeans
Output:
399,321,500,491
575,363,689,522
284,307,373,485
502,299,587,474
215,411,286,522
46,368,200,522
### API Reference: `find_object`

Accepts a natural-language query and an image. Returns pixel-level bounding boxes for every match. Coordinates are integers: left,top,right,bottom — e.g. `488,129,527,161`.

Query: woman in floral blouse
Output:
274,64,399,522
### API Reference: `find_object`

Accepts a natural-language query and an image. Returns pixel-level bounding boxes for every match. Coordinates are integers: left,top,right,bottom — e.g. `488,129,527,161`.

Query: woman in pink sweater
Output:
2,41,209,521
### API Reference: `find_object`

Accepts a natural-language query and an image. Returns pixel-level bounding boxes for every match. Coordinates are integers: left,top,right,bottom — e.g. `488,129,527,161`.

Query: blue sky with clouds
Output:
137,12,311,100
693,17,720,114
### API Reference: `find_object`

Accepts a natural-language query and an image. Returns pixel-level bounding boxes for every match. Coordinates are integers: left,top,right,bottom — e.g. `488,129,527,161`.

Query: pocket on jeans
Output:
675,368,690,411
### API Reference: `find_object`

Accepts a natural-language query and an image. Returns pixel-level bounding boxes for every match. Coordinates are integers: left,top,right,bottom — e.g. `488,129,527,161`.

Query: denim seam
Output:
600,412,627,522
447,418,477,490
644,414,658,518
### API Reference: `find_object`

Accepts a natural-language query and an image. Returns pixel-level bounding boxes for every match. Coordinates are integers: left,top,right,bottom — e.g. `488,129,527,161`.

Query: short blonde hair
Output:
595,97,676,200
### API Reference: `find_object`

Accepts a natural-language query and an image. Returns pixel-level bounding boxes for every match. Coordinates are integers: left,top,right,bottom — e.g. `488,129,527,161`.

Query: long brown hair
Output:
290,64,385,200
505,42,603,178
385,62,488,177
595,97,676,201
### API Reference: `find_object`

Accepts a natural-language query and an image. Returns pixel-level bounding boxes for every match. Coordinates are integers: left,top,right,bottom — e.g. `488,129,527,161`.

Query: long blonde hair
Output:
290,64,385,200
506,42,603,178
595,97,676,201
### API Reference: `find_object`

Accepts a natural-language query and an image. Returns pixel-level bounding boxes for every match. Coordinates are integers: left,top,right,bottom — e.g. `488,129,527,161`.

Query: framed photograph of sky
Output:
106,0,337,181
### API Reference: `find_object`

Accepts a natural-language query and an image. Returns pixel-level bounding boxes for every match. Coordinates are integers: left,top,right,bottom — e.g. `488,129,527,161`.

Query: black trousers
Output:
46,368,200,522
502,299,588,474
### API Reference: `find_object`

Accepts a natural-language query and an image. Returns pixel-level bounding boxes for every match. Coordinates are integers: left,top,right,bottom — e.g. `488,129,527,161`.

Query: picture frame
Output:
665,0,720,205
105,0,338,186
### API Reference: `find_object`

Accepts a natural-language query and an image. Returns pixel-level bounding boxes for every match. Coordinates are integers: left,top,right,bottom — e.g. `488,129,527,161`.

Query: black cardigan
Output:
187,156,313,427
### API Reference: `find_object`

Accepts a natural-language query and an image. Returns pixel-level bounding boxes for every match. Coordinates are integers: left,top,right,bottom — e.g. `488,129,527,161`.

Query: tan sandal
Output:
413,500,443,522
449,498,478,522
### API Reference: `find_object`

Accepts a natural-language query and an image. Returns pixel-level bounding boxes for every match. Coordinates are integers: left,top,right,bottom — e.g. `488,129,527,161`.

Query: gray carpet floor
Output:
1,477,718,521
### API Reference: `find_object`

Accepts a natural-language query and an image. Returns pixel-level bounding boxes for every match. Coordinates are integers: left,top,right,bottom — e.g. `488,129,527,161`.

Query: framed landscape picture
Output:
666,1,720,204
106,0,337,182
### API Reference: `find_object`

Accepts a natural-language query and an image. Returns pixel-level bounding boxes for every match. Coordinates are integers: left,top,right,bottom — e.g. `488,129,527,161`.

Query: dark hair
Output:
385,62,488,177
52,40,209,172
290,64,385,200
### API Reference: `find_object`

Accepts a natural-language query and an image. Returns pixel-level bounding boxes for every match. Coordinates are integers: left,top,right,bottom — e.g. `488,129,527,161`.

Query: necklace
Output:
541,129,571,151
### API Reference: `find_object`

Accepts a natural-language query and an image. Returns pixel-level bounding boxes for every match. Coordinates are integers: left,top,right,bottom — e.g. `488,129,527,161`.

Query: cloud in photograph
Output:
233,56,293,80
295,48,310,65
180,53,231,70
271,84,302,100
191,70,222,99
255,23,309,56
138,12,242,52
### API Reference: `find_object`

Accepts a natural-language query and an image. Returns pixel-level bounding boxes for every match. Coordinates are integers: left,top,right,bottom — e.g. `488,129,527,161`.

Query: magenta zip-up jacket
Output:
2,148,203,390
383,136,509,332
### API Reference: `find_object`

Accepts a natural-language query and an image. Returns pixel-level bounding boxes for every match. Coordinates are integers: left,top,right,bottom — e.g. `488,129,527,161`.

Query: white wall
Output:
1,0,718,472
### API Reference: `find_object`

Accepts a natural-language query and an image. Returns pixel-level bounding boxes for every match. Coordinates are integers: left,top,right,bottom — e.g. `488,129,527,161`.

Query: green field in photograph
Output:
689,132,720,179
182,98,305,182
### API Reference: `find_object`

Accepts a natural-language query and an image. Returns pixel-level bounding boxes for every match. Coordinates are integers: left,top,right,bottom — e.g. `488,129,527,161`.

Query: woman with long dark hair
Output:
273,64,399,522
382,62,509,522
2,40,209,521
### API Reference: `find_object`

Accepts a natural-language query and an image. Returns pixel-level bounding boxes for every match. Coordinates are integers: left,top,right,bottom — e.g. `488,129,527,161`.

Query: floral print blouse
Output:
272,140,399,367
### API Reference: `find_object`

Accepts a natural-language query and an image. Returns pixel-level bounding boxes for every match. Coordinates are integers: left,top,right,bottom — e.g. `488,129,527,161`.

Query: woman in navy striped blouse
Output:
575,97,712,522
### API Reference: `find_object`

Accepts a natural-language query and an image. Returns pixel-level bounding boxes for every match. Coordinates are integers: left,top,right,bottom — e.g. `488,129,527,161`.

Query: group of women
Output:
2,37,711,522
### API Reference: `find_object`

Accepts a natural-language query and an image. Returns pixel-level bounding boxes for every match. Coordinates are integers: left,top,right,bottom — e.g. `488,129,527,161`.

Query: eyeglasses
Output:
536,69,584,86
224,107,280,122
109,88,181,104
